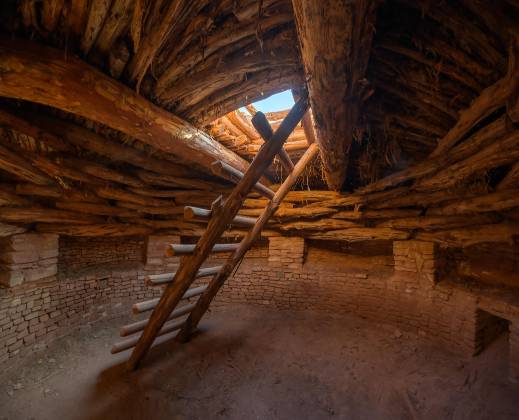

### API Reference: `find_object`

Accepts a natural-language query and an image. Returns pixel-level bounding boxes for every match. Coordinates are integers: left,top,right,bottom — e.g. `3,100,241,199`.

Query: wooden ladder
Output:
112,94,319,369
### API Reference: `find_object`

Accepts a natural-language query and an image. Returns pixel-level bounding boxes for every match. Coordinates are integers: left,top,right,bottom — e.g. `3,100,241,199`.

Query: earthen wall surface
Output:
0,235,518,380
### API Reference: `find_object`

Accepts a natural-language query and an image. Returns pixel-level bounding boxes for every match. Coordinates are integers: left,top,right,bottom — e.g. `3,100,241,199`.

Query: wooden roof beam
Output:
0,38,251,178
291,0,378,190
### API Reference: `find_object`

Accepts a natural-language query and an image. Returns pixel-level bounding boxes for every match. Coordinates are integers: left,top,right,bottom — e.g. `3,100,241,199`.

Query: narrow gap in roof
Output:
241,89,295,116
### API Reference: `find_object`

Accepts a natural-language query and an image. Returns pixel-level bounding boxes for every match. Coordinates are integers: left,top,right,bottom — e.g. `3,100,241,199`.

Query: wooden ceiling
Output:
0,0,518,246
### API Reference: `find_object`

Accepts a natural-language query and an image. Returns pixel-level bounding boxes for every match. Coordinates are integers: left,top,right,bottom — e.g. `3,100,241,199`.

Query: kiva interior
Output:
0,1,518,419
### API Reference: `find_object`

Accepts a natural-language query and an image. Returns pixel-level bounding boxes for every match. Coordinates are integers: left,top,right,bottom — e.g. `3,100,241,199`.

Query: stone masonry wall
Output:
0,234,518,381
0,234,58,287
58,236,145,276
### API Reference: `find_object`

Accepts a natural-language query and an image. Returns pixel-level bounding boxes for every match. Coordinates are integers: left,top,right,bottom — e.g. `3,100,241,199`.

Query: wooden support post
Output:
176,142,320,342
251,111,295,172
166,243,239,256
126,94,309,370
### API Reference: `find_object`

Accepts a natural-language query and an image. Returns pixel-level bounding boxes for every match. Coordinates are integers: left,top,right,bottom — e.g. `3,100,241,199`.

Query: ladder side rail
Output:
177,142,320,342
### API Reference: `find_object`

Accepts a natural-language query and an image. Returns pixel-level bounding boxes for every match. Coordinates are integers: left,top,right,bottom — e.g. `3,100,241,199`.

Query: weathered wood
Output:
415,224,519,247
377,214,500,230
0,107,72,152
127,95,309,369
332,209,422,220
29,112,199,178
55,201,136,218
308,227,410,242
0,223,27,237
416,129,519,191
167,243,240,256
278,219,360,232
291,0,377,190
111,318,185,354
81,0,112,55
251,111,294,172
133,286,208,314
120,303,196,337
96,187,173,207
184,207,257,226
432,37,519,156
91,0,133,58
126,0,193,89
0,207,104,225
428,190,519,216
0,143,53,186
146,266,222,286
176,142,320,342
35,223,153,236
211,161,275,198
64,158,145,188
0,38,251,177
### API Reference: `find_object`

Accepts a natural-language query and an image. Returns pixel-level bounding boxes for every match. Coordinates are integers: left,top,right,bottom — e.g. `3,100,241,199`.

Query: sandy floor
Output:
0,305,517,420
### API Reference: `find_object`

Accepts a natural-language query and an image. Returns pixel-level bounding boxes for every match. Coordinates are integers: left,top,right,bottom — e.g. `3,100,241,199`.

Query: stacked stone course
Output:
0,234,518,381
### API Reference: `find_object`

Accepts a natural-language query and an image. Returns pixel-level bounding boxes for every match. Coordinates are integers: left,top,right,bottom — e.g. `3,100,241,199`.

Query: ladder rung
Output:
184,206,257,226
146,266,221,286
111,318,185,354
120,303,195,337
211,160,275,199
166,243,240,256
133,285,208,314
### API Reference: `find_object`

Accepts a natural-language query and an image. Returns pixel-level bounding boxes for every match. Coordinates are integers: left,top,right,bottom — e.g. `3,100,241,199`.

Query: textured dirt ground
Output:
0,305,517,420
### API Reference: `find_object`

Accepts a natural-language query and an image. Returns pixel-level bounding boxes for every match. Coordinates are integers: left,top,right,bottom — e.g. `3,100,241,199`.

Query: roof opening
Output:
249,90,295,113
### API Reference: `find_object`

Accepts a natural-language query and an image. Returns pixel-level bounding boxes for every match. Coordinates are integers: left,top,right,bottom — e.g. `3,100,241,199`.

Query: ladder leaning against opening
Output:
111,93,319,370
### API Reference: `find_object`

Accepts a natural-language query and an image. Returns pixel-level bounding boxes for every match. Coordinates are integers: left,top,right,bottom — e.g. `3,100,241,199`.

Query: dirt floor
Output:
0,305,517,420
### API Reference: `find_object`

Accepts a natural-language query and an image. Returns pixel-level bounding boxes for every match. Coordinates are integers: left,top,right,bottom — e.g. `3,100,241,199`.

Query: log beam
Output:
0,38,250,177
291,0,377,190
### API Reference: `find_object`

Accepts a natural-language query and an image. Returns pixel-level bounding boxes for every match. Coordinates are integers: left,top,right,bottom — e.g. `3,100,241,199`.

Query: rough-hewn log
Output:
211,161,274,198
35,223,153,236
28,112,199,178
64,158,145,188
332,209,422,220
377,214,500,230
81,0,112,55
428,190,519,216
96,186,173,207
291,0,377,190
0,223,27,237
432,37,519,156
0,207,104,224
0,107,72,152
278,219,360,231
0,38,250,177
146,266,221,286
415,224,519,247
55,201,136,218
308,227,410,242
358,115,510,194
415,129,519,191
0,143,53,186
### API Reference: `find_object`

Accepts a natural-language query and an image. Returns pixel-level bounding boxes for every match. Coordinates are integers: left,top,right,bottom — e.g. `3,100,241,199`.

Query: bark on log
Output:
292,0,377,189
308,227,410,242
432,36,519,156
0,38,250,177
35,223,153,236
428,190,519,216
415,224,519,247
